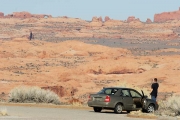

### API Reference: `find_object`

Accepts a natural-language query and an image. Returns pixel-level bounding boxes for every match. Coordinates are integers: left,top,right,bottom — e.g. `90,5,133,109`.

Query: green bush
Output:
8,86,60,105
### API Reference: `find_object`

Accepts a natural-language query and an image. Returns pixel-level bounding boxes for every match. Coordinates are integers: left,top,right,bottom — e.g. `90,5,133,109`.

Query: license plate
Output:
95,98,101,101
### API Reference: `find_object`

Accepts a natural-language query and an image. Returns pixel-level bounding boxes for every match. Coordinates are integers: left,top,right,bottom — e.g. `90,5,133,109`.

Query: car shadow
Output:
89,111,128,114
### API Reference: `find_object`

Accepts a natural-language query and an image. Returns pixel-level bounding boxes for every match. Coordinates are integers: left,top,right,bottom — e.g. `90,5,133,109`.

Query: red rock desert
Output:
0,8,180,103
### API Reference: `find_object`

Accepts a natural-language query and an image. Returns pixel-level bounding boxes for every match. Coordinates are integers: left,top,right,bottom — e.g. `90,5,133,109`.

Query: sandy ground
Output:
0,104,147,120
0,103,179,120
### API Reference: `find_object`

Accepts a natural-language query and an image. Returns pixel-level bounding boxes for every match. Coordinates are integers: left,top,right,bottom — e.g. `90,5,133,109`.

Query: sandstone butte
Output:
0,8,180,103
154,7,180,22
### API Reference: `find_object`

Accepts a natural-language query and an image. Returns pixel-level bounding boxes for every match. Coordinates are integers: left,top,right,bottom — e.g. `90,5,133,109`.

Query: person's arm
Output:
151,83,154,89
151,79,154,89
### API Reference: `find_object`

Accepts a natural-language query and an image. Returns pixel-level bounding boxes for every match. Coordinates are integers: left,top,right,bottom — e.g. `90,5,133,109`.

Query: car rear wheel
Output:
114,103,123,114
147,104,155,113
93,107,102,112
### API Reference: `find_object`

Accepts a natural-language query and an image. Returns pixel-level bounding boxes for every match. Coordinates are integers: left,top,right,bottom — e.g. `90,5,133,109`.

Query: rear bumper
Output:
88,101,112,108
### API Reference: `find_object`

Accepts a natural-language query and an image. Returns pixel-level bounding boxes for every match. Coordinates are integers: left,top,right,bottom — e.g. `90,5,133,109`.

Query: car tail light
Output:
88,95,92,101
104,95,110,102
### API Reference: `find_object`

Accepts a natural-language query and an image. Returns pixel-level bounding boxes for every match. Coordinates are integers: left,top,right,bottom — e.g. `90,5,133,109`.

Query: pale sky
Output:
0,0,179,21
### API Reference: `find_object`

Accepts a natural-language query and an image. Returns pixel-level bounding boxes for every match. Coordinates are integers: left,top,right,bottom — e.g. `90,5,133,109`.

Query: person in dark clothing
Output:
150,78,159,101
29,31,33,40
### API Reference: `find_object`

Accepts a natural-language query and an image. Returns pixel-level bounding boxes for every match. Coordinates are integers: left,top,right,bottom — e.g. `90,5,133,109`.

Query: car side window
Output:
130,90,142,98
111,89,118,95
104,89,112,95
121,89,130,97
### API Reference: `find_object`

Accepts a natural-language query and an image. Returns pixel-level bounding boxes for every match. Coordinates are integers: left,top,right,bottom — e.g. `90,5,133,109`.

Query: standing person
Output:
29,31,33,40
150,78,159,101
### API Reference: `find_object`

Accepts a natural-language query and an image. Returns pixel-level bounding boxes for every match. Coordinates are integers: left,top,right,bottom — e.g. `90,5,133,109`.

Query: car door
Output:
121,89,133,110
129,90,143,108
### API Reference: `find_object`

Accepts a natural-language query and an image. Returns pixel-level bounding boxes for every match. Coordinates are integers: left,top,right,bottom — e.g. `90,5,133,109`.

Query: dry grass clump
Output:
68,98,85,107
0,108,8,116
8,86,60,105
156,95,180,116
127,110,157,119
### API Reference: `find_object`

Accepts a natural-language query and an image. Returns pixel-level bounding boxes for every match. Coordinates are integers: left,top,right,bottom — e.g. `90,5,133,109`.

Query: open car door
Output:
129,90,143,108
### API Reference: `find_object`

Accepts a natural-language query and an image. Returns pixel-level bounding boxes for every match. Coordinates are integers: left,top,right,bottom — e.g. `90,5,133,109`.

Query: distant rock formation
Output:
88,16,103,27
12,12,32,18
127,16,140,23
104,16,111,22
92,16,103,22
1,11,52,19
146,18,152,23
154,7,180,22
0,12,4,18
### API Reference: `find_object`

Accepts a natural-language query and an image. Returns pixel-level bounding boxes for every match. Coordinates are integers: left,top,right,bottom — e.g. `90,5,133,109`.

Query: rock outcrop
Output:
154,7,180,22
92,16,103,22
0,12,4,18
88,16,103,27
13,12,32,18
3,11,52,19
104,16,111,22
146,18,152,23
127,16,141,23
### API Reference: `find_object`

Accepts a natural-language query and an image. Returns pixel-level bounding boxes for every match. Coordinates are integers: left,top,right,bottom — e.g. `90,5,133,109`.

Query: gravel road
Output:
0,105,178,120
0,105,157,120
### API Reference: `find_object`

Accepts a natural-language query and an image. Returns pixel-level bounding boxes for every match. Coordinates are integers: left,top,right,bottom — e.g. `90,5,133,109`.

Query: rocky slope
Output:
0,39,180,103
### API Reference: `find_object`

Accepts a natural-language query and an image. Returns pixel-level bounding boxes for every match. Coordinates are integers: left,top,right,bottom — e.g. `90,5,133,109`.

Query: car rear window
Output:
97,88,118,95
97,89,105,94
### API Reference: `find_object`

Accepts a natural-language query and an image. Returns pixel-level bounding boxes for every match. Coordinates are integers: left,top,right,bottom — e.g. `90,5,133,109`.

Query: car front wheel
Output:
93,107,102,112
114,103,123,114
147,104,155,113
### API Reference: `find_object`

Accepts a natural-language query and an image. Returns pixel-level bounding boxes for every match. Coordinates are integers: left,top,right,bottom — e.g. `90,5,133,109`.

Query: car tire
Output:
114,103,123,114
147,104,155,113
93,107,102,112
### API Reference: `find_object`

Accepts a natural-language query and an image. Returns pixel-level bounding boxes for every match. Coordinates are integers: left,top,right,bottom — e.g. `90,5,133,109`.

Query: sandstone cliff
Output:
154,7,180,22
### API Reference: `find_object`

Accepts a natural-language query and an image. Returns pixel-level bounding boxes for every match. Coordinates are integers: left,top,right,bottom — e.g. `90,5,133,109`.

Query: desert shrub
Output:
156,95,180,116
127,110,157,119
69,98,84,107
0,108,8,116
8,86,60,105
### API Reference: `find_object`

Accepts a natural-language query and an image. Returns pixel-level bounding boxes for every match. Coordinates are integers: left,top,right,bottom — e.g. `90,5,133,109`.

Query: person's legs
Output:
151,95,156,101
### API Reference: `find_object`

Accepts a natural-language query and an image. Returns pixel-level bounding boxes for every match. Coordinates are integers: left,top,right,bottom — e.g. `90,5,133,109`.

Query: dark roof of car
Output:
103,87,133,89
